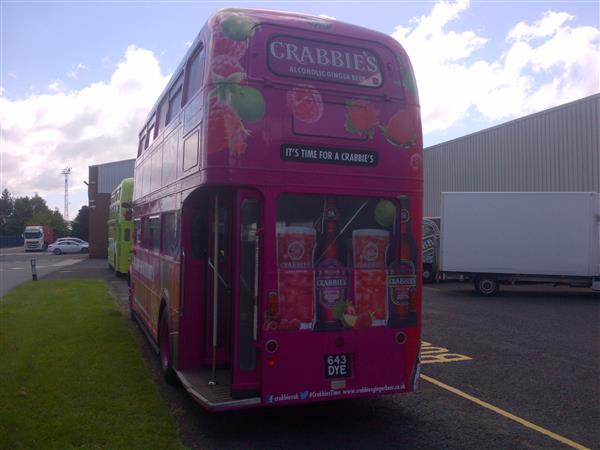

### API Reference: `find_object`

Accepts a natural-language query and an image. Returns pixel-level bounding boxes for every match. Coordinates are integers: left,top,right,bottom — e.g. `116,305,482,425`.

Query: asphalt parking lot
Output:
420,281,598,450
46,261,599,449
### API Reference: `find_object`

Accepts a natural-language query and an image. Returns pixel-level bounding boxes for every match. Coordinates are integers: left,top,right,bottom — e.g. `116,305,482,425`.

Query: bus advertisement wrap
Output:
130,8,422,411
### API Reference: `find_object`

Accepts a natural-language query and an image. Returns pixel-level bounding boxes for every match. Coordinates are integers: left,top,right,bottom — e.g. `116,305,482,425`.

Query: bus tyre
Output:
474,276,499,296
159,312,177,385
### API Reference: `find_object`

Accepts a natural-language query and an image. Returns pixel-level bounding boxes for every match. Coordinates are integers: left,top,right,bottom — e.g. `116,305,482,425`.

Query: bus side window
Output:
185,44,205,103
133,220,141,245
162,212,180,258
150,217,161,252
157,97,168,135
138,128,146,155
124,228,131,242
183,129,199,172
191,212,208,259
167,73,183,124
143,217,151,249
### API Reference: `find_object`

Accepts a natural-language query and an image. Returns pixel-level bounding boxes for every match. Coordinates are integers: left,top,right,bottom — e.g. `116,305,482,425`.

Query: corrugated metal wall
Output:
95,159,135,193
423,94,600,216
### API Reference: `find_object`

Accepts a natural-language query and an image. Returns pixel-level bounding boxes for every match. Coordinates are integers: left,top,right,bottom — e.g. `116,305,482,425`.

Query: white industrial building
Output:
423,94,599,216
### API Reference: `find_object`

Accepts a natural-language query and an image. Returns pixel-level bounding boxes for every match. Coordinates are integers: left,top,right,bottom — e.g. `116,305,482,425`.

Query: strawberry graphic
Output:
345,98,379,138
382,109,417,148
286,84,323,124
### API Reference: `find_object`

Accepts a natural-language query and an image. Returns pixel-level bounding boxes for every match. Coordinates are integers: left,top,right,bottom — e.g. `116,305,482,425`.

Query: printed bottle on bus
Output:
276,226,316,331
315,198,347,330
387,196,418,326
353,227,389,327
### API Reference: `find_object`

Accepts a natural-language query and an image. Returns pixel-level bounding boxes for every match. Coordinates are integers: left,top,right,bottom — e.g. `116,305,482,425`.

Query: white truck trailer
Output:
440,192,600,296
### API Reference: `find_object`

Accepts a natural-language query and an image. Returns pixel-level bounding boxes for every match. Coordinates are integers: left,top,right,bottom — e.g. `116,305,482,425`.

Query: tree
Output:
71,205,89,241
26,195,68,237
50,209,69,238
5,196,32,235
3,193,68,237
0,189,14,234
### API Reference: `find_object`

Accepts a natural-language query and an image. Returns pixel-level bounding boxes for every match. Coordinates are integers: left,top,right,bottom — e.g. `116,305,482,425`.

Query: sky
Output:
1,0,599,218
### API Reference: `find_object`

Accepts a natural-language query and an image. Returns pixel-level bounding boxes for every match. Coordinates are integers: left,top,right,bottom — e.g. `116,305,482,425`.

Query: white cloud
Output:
508,11,573,42
66,63,90,79
0,45,170,203
48,79,64,93
391,0,600,135
185,40,193,48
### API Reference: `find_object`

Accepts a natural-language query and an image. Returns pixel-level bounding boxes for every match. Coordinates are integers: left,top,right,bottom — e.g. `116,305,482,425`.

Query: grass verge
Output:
0,279,184,450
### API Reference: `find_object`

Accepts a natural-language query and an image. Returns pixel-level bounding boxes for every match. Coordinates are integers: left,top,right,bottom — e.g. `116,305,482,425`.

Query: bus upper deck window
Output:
167,73,183,124
157,98,168,134
185,46,205,102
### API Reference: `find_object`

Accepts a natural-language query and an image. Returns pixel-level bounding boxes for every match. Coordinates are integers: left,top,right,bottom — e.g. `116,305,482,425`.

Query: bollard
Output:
30,258,37,281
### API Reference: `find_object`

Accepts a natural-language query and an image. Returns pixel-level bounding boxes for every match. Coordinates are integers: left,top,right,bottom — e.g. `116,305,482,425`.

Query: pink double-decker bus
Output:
130,8,423,411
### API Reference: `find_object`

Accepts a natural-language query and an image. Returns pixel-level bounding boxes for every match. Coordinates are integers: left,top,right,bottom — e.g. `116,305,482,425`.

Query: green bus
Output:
107,178,134,276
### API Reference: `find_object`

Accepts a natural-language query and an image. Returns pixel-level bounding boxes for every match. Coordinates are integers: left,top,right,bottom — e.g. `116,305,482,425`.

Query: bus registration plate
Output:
324,353,352,379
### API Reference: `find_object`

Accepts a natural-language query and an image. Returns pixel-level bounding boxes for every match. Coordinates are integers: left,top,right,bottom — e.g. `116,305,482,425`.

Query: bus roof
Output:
140,8,415,129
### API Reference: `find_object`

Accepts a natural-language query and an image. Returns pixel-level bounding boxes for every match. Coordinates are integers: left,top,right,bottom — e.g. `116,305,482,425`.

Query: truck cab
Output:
23,225,53,252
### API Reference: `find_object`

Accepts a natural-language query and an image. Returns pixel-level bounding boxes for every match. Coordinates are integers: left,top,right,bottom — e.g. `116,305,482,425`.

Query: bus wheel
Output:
159,312,177,385
422,267,435,284
474,276,499,296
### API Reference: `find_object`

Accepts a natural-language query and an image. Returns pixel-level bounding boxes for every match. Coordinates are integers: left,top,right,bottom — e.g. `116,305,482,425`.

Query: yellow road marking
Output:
421,340,472,364
420,374,590,450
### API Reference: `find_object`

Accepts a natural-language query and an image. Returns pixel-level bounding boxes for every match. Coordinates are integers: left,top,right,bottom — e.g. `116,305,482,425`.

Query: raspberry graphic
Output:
211,54,245,83
287,85,324,124
206,97,246,154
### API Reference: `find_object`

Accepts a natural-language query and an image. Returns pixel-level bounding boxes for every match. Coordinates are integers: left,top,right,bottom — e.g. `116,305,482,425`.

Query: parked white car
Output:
48,239,89,255
54,237,88,245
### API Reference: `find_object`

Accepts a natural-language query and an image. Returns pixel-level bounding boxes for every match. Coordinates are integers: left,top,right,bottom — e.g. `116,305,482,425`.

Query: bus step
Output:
177,369,260,409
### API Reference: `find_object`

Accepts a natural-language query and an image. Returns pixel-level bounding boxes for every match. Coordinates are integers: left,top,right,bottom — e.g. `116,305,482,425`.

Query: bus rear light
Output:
267,356,276,368
335,336,345,348
267,291,278,317
266,339,278,353
395,331,407,345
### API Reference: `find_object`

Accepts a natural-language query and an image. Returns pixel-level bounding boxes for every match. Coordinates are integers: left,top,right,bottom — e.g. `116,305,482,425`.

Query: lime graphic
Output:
221,14,255,41
375,200,396,227
229,86,266,123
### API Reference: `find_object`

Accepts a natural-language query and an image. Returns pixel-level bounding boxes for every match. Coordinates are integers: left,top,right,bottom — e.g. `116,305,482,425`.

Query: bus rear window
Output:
267,35,382,88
